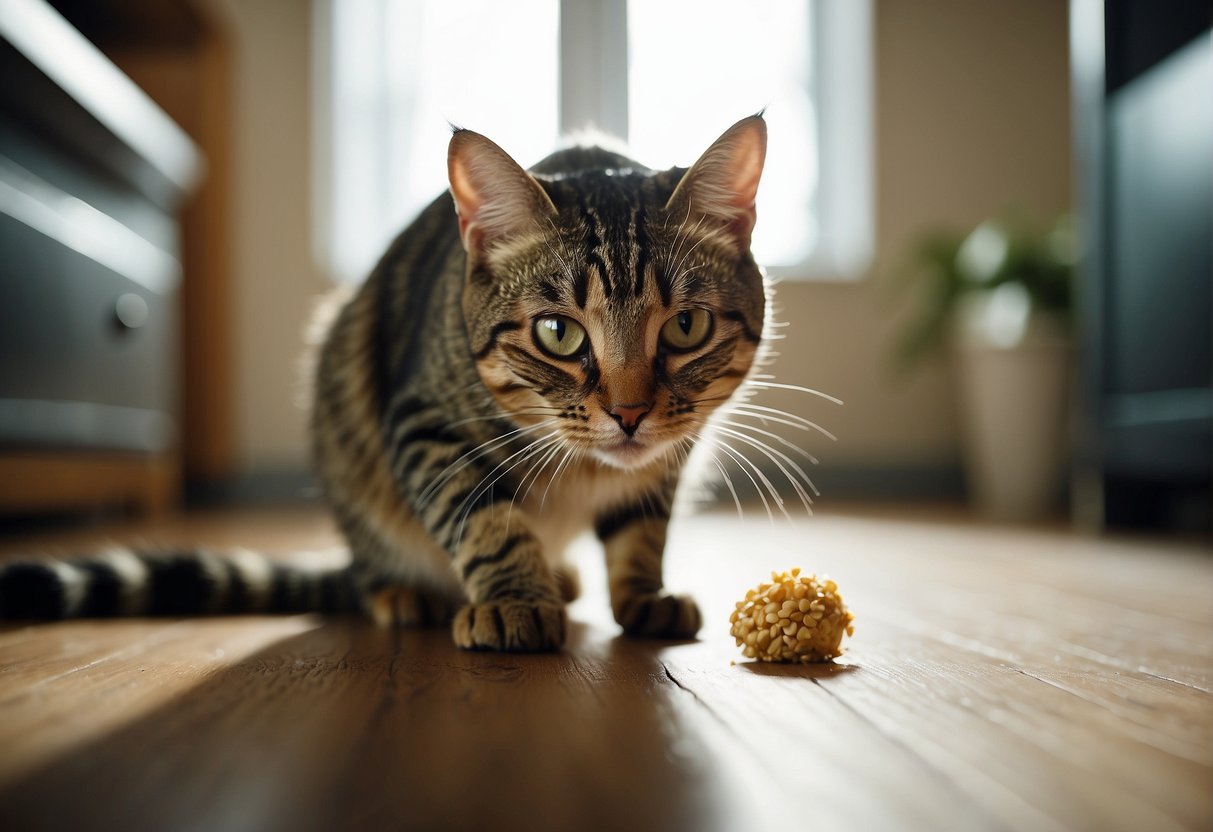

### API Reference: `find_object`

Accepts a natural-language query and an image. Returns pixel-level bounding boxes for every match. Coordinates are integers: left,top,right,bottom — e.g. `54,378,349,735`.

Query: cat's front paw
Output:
452,600,567,652
615,592,702,639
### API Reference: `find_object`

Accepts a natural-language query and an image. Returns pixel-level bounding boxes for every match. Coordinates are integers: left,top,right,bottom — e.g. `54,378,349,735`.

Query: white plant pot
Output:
954,294,1071,521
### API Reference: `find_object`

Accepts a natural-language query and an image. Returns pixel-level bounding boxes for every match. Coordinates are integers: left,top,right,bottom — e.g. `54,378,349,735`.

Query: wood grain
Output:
0,504,1209,831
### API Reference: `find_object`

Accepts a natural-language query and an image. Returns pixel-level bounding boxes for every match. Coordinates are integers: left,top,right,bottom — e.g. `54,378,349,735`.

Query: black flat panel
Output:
1072,0,1213,531
1105,0,1213,91
1107,35,1213,398
0,213,176,450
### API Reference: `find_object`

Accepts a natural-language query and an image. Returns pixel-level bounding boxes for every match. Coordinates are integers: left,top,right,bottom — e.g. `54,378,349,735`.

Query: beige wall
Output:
209,0,328,474
212,0,1071,477
764,0,1072,472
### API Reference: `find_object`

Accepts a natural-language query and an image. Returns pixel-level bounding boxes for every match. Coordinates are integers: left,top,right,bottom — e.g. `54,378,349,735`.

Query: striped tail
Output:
0,548,357,620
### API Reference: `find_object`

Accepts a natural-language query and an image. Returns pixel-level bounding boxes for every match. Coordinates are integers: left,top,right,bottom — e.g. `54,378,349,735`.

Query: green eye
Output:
533,315,588,358
660,309,713,352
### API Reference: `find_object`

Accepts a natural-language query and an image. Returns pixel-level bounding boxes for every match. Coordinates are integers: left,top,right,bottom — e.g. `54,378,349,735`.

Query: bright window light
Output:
627,1,818,267
318,0,871,283
322,0,559,282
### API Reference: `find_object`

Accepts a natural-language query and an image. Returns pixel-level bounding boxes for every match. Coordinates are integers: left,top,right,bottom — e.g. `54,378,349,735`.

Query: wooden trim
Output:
0,452,179,516
183,25,236,480
109,15,236,482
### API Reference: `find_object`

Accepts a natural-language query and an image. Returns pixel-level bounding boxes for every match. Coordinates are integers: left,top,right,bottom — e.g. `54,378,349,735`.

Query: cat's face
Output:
451,117,768,471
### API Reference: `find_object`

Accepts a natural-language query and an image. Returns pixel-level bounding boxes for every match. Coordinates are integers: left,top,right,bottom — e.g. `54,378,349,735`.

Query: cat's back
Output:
529,143,648,179
528,142,687,219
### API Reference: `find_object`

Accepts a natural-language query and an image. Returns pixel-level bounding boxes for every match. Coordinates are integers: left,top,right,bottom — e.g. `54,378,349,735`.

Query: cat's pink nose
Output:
608,402,651,436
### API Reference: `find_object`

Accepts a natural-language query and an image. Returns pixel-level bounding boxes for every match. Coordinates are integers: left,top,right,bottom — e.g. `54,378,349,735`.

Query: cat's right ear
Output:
664,114,767,252
448,129,558,256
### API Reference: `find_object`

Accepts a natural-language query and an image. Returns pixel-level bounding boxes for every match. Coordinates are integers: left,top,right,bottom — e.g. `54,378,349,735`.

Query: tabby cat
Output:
0,115,771,652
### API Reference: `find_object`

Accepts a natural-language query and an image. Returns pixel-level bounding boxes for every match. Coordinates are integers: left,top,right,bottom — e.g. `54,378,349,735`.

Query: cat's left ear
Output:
448,129,558,256
664,114,767,252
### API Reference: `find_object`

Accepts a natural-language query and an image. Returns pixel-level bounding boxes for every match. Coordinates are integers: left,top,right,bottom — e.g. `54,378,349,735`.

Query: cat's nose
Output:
608,402,651,436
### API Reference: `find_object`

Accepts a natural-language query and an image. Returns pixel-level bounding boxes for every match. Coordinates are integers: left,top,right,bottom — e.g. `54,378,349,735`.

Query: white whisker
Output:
507,438,565,532
698,437,744,520
744,378,844,406
542,217,577,283
417,420,558,508
451,431,562,548
667,199,696,272
713,425,818,508
446,410,561,429
668,216,710,291
708,437,781,523
539,444,579,511
728,403,838,441
518,439,564,506
714,419,820,466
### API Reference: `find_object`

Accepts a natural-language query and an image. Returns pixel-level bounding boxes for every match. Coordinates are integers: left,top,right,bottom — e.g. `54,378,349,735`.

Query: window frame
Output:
314,0,873,283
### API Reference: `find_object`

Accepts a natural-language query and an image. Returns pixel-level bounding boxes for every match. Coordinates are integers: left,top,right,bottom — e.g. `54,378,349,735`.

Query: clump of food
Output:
730,568,854,662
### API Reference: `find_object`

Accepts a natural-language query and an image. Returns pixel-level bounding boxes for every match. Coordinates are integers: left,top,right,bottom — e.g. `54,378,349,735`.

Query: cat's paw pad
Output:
367,585,456,628
452,600,567,652
616,592,702,639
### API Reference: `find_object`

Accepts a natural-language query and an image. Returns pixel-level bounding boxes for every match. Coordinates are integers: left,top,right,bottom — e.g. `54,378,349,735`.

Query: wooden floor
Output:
0,504,1209,831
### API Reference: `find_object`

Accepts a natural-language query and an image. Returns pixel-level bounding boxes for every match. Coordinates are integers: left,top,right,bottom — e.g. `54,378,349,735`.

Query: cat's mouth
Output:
592,436,669,470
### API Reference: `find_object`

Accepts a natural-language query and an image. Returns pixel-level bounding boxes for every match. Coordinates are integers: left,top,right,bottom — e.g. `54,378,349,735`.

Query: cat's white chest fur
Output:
522,460,647,562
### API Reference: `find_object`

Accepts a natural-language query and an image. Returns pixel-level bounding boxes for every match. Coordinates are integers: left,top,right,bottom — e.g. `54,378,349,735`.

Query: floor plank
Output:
0,504,1209,831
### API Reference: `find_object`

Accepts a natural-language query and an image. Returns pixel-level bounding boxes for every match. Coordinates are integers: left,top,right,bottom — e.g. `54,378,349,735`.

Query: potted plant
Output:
892,211,1077,520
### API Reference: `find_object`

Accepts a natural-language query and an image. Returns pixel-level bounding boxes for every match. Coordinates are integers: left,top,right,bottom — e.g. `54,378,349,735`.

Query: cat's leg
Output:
595,493,702,639
389,416,566,652
335,507,460,628
441,510,566,651
440,500,565,650
364,581,458,628
552,563,581,603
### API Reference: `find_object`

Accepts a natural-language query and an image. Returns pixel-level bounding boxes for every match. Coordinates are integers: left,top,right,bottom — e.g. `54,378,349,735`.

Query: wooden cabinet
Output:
0,0,202,515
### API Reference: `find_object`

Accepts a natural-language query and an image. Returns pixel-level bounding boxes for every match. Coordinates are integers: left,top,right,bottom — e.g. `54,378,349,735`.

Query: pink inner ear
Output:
731,144,763,242
448,157,487,247
716,118,766,220
731,139,765,211
447,130,558,254
711,120,767,243
665,116,768,249
448,161,477,242
449,162,476,211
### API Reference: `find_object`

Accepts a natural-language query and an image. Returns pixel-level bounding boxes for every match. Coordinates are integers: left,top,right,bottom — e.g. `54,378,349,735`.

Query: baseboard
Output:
185,469,321,507
807,463,965,499
701,461,965,505
192,461,965,510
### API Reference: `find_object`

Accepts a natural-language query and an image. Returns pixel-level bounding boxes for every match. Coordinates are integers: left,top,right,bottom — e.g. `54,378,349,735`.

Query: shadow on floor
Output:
0,618,735,832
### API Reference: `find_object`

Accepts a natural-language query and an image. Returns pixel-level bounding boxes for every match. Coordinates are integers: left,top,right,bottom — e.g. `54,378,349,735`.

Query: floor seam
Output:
657,660,744,741
809,676,1015,832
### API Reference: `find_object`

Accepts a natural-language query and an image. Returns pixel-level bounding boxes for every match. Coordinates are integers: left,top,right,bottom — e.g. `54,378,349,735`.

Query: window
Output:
315,0,872,283
315,0,560,283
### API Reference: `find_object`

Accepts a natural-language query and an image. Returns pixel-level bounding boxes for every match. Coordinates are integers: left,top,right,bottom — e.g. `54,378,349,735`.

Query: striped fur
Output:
0,116,771,653
0,548,354,619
